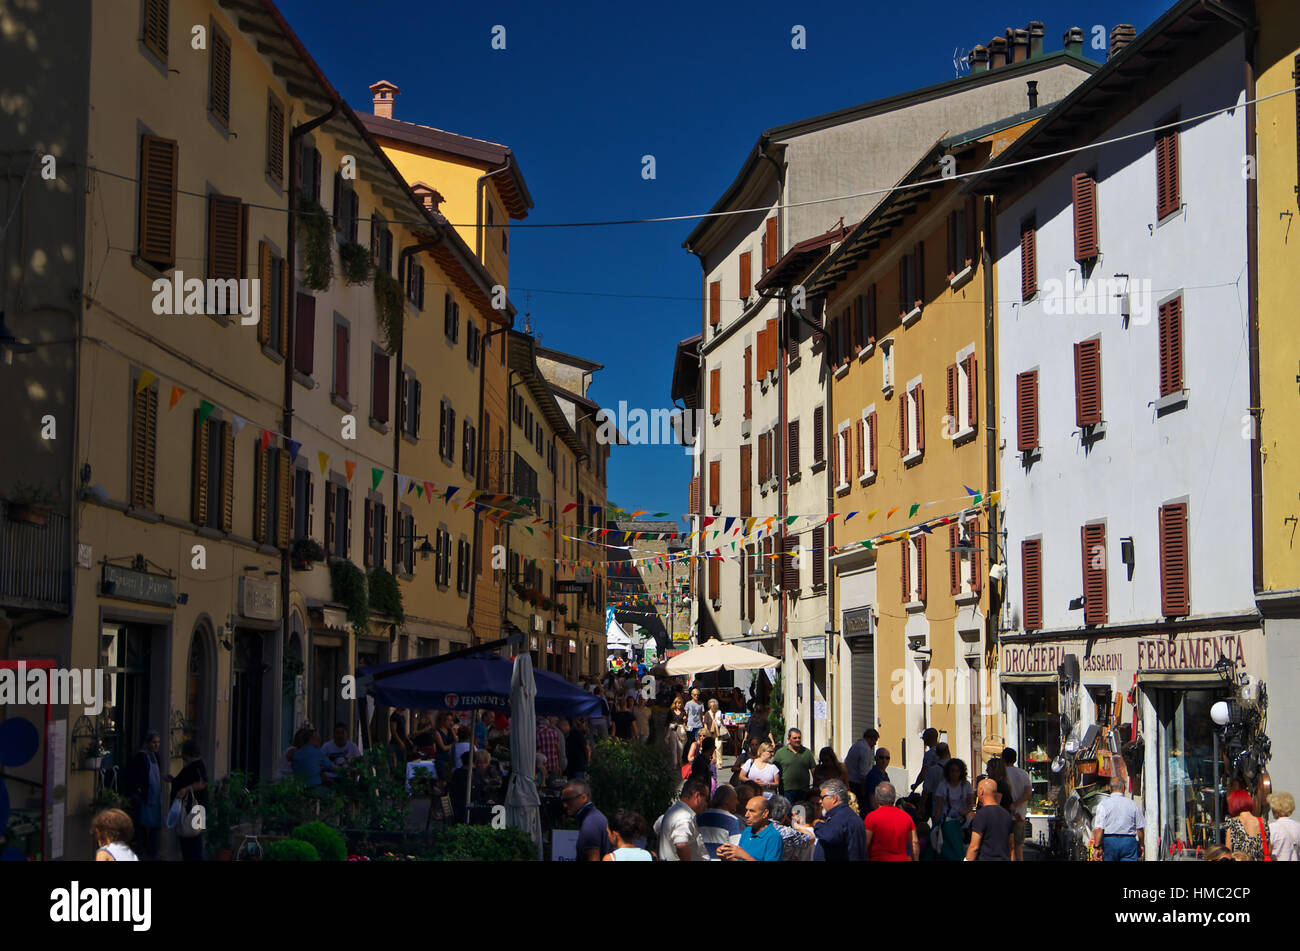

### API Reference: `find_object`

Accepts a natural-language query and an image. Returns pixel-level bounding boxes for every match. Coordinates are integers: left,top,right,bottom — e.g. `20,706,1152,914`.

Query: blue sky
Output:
278,0,1170,522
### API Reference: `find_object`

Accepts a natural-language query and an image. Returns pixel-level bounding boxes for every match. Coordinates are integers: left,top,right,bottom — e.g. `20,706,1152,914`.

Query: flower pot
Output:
8,503,49,526
292,559,314,572
84,756,103,770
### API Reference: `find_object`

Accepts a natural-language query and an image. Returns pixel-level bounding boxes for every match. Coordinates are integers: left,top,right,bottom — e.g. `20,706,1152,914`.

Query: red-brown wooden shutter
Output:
949,524,961,594
965,354,978,431
372,352,390,424
1082,523,1108,624
709,281,721,326
787,419,799,475
1022,538,1042,631
916,535,927,603
747,545,756,618
831,426,839,485
739,445,752,518
901,538,910,602
253,444,268,544
1158,296,1183,397
1016,370,1038,451
709,460,720,508
1021,219,1037,301
812,526,826,587
969,515,982,592
1072,172,1099,262
783,534,799,590
206,195,242,281
210,29,231,126
743,347,752,418
1074,339,1102,426
739,252,752,300
965,195,979,268
709,367,721,416
276,450,291,548
765,318,778,373
130,382,158,509
867,411,877,473
1159,503,1189,617
915,383,925,452
855,417,864,477
256,241,272,345
946,363,957,427
767,217,779,269
813,406,824,464
279,259,290,356
335,323,348,400
1156,127,1180,220
914,240,925,306
138,135,178,269
191,412,209,526
689,476,699,514
899,398,908,457
865,284,877,344
143,0,169,61
220,421,234,534
267,95,285,185
709,556,720,601
295,293,315,375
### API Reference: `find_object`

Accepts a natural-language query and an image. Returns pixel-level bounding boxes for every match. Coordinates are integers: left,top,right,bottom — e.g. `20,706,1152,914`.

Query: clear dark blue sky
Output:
278,0,1169,522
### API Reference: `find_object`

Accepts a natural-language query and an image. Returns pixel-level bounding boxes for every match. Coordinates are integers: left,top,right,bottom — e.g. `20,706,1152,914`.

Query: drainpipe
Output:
504,367,518,646
476,157,515,262
981,195,1001,680
469,320,513,645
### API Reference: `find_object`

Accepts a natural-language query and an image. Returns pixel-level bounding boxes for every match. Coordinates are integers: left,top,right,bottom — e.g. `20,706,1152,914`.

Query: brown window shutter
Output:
709,460,720,508
760,231,767,276
901,539,910,602
1159,503,1189,617
206,195,241,281
709,367,721,415
831,427,839,485
839,311,851,367
1022,538,1042,631
739,252,752,299
143,0,169,62
867,411,877,472
787,419,799,475
914,240,925,306
1156,128,1180,220
766,217,778,269
130,383,158,509
335,323,348,400
813,406,824,463
709,281,721,326
363,498,374,567
210,30,231,126
1158,297,1183,397
741,444,752,515
267,95,285,184
1021,219,1037,300
765,318,778,372
1074,339,1102,426
324,482,336,552
965,195,979,268
747,545,756,618
276,450,291,548
946,210,957,277
1016,370,1038,451
279,259,291,355
917,535,927,603
866,285,877,344
965,354,978,431
783,534,799,590
689,476,699,514
253,444,268,544
295,293,315,375
220,421,235,533
755,329,768,379
373,352,390,424
743,348,752,418
897,256,908,318
851,296,863,355
949,524,961,595
969,516,982,592
766,535,775,588
855,417,864,477
138,135,178,269
812,526,825,588
257,242,272,345
709,556,720,600
1082,523,1108,625
191,412,209,526
946,363,957,425
1072,172,1099,261
915,383,925,452
899,398,908,457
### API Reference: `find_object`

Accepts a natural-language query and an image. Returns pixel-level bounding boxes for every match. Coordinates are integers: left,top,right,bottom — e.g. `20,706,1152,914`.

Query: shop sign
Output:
843,607,873,639
802,636,826,660
555,580,589,595
1002,629,1258,677
100,564,174,607
1136,631,1247,672
238,576,280,621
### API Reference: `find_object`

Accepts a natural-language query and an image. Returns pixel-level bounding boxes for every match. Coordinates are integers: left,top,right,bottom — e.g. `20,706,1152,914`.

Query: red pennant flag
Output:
345,460,357,483
562,502,577,514
260,429,273,451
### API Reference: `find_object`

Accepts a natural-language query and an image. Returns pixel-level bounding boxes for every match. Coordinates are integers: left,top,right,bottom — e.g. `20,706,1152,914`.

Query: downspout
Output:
687,249,707,645
981,194,1001,689
476,156,515,262
504,367,518,645
469,320,513,645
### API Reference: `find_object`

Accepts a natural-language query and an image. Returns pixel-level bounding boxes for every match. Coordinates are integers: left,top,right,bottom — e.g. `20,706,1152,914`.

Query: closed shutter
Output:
1158,297,1183,397
743,348,752,418
950,524,961,594
851,296,863,355
206,195,241,281
965,355,978,431
849,637,876,744
709,460,720,508
813,406,824,464
219,421,234,533
1072,172,1099,262
783,534,799,590
855,417,864,477
756,329,768,378
915,384,925,452
739,252,752,299
1022,538,1042,631
279,259,290,356
348,190,360,243
1074,339,1102,426
740,444,752,517
709,281,721,326
968,516,981,592
831,427,839,486
267,95,285,184
916,535,927,603
324,482,336,553
710,368,720,415
295,293,315,375
253,444,268,544
765,536,775,588
1016,370,1038,451
709,556,720,601
257,242,272,345
130,383,158,509
839,311,851,367
765,217,778,269
865,285,877,345
138,135,178,269
363,498,374,567
210,30,231,126
689,476,699,514
335,324,348,400
276,451,291,548
757,431,767,484
812,526,825,587
1159,503,1189,617
1081,523,1108,625
765,318,778,373
373,352,390,424
747,545,756,618
965,195,979,268
867,412,877,473
1156,127,1180,220
1021,219,1037,300
899,397,908,457
788,419,799,475
397,372,409,433
332,172,342,232
826,318,838,367
913,241,925,306
191,411,210,526
901,538,910,602
946,363,957,428
946,210,958,277
142,0,169,62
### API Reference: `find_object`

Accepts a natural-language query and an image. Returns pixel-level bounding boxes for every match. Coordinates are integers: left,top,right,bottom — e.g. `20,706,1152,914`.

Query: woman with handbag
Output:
170,740,208,861
667,695,687,770
702,699,727,766
932,758,973,861
124,729,166,860
1225,789,1271,861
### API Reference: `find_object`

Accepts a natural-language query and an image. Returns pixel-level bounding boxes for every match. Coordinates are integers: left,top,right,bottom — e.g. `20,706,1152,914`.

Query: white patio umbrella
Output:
504,652,543,859
665,639,781,676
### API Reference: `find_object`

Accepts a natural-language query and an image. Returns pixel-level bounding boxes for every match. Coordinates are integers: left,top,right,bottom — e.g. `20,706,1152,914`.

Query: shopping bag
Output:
165,797,183,829
178,792,205,838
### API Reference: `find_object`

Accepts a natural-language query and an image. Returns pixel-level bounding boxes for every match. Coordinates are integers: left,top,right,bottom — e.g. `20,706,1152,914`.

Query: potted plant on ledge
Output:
291,537,325,571
4,481,55,526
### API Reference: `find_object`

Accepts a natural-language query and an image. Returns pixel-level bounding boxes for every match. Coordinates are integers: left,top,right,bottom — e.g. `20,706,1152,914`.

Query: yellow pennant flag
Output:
317,451,329,475
987,490,1001,505
867,509,880,521
135,370,156,393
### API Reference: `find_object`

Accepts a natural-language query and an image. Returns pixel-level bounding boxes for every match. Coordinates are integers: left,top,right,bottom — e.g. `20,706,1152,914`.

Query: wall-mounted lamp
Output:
1120,536,1135,581
1069,596,1085,611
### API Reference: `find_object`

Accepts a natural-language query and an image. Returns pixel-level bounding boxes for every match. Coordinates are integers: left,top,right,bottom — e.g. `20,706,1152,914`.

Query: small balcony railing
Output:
0,505,71,611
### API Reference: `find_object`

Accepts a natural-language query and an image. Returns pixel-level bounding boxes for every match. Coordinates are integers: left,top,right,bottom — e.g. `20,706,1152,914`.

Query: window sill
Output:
369,418,391,436
955,589,980,606
262,345,286,364
835,481,851,497
1154,390,1188,413
859,343,875,362
811,460,826,474
787,354,802,373
858,472,875,487
124,507,164,524
331,394,353,413
903,449,924,466
882,384,894,399
712,413,721,427
948,265,974,290
905,600,926,614
293,370,317,390
901,306,922,328
1019,447,1041,464
953,425,976,447
401,431,419,446
1078,421,1107,443
787,471,801,484
833,363,850,380
131,255,170,282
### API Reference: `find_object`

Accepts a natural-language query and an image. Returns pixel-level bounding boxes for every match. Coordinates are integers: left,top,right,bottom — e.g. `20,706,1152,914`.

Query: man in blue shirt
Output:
794,780,865,861
698,785,743,859
291,730,334,788
562,780,612,861
719,796,784,861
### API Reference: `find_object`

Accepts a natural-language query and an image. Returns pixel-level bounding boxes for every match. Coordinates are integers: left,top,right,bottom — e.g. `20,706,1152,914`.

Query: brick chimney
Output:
988,36,1009,69
370,80,399,119
1009,28,1030,63
1027,80,1039,109
1108,25,1137,60
1063,26,1085,56
1027,21,1045,57
968,44,990,73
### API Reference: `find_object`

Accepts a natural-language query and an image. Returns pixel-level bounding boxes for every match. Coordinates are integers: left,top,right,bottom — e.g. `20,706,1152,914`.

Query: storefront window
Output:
100,623,152,769
1156,688,1218,855
1013,684,1061,816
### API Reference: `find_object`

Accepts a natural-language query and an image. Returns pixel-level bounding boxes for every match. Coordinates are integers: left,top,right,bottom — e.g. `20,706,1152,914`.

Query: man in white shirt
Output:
655,780,711,861
843,728,879,809
1090,777,1145,861
685,688,705,747
1002,747,1033,861
320,723,363,768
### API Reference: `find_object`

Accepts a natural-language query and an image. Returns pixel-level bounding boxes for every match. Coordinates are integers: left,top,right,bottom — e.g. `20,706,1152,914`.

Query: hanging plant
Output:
367,566,405,624
329,559,370,637
556,604,568,617
373,269,404,354
565,621,578,632
540,598,554,612
296,195,334,291
339,242,372,286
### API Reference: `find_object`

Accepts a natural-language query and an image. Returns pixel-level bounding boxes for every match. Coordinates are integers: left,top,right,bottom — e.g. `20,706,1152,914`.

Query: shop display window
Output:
1156,688,1219,855
1014,684,1061,816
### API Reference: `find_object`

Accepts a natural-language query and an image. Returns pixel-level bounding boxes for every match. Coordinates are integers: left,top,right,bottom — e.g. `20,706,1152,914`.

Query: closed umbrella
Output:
504,652,542,860
665,639,780,676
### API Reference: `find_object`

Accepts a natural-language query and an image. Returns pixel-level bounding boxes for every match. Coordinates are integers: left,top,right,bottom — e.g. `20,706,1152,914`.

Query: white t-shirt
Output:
101,842,138,861
656,801,706,861
743,759,780,797
1269,816,1300,862
321,739,362,765
934,780,972,822
1005,765,1032,818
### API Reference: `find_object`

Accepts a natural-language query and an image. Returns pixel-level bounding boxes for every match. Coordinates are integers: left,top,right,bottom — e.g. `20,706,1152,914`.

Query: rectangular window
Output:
1158,297,1183,397
863,411,877,477
266,93,285,185
1022,538,1042,632
1072,171,1099,262
371,351,390,425
743,348,752,419
129,377,159,510
191,412,232,532
709,367,721,416
467,323,480,367
739,251,752,300
398,370,421,438
257,241,288,355
709,280,721,326
786,419,799,476
739,443,752,517
1074,339,1102,427
1021,217,1037,301
293,467,313,541
333,320,349,402
1081,523,1108,625
444,294,460,342
1155,125,1181,220
1159,503,1189,617
206,194,245,285
440,401,457,463
253,445,290,548
835,423,850,489
294,293,315,375
463,421,477,478
324,481,351,559
709,459,720,510
812,526,826,588
902,382,924,458
812,405,824,464
405,261,425,310
1016,370,1039,452
138,134,178,270
142,0,169,64
299,143,322,204
209,26,231,127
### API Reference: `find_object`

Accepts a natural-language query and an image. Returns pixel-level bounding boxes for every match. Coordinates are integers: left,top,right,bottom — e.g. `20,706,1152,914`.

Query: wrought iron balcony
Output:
0,505,71,612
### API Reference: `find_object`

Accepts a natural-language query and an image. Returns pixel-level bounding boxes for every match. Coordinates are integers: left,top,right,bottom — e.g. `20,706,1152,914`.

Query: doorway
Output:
230,630,266,778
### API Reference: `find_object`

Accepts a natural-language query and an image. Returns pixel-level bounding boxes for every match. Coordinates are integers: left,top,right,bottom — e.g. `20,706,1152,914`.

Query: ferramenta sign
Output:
1001,629,1259,677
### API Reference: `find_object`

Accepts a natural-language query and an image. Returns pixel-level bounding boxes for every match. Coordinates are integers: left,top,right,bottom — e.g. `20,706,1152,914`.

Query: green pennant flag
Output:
972,493,983,505
415,484,423,499
372,467,384,490
864,540,874,549
197,400,216,427
785,515,798,525
652,512,669,517
908,503,920,518
525,526,534,536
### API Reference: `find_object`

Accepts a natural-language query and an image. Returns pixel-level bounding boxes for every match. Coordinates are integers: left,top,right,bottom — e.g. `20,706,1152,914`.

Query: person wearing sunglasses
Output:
561,780,612,861
791,780,865,861
862,748,892,813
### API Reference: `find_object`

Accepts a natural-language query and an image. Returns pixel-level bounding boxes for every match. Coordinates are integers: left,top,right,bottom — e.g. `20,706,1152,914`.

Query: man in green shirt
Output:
772,728,816,804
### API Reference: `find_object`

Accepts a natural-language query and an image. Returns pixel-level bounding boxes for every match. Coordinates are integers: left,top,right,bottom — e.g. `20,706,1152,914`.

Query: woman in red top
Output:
862,780,920,861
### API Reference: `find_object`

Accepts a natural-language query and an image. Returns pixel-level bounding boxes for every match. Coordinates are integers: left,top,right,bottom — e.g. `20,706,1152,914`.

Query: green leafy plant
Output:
292,820,347,862
205,771,256,858
565,621,578,632
339,241,372,286
332,747,411,832
768,669,785,742
6,480,56,507
329,559,370,637
556,603,568,616
432,825,536,862
292,537,325,564
93,787,128,811
373,269,404,354
296,194,334,292
262,838,320,861
367,566,404,623
587,737,676,826
540,597,554,611
256,775,315,833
